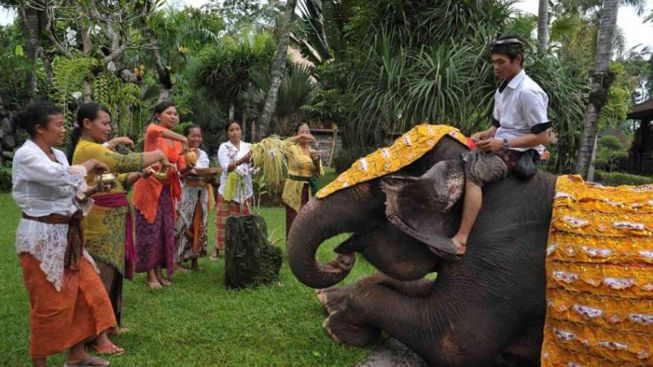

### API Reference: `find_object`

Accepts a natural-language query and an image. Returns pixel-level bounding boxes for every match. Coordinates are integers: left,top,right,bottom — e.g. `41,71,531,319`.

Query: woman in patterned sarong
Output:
212,121,253,260
70,103,169,331
12,102,119,367
133,101,188,289
282,122,324,237
174,125,215,271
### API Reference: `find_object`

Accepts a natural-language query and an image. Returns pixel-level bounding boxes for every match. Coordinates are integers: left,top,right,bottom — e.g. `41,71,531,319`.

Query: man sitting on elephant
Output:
450,35,552,256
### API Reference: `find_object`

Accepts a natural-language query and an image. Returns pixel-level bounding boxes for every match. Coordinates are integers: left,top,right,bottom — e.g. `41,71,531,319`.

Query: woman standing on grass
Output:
12,102,119,367
282,122,323,237
213,121,253,260
132,101,188,289
174,125,214,271
70,102,169,333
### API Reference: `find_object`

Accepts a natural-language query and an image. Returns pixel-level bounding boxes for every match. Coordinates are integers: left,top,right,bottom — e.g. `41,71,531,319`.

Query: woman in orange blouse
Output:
133,102,188,289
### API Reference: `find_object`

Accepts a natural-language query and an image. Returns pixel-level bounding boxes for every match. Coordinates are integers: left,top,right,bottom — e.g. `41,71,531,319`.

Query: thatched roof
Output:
627,98,653,120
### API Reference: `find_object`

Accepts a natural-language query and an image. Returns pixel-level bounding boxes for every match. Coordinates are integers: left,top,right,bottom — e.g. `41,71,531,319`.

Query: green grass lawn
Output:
0,169,378,366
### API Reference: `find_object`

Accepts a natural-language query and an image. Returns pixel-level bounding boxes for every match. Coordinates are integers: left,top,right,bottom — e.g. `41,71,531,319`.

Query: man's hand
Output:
476,138,504,153
471,132,487,141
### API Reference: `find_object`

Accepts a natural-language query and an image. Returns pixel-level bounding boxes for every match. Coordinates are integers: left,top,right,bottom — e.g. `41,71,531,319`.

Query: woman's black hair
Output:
13,101,62,138
152,101,176,123
224,120,241,134
183,124,200,137
67,102,111,163
294,121,309,134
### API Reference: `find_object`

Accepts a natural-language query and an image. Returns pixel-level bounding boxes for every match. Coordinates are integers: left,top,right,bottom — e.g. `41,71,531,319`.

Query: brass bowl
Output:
152,165,170,180
94,172,117,191
96,173,117,184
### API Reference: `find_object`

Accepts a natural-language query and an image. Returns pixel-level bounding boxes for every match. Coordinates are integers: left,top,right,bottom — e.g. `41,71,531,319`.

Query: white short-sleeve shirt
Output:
493,70,549,152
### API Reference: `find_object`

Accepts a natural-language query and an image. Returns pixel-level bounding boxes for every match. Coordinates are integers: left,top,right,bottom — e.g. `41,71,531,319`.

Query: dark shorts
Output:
462,149,522,186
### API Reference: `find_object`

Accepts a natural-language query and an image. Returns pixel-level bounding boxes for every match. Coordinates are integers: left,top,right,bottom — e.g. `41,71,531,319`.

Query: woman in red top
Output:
133,102,188,289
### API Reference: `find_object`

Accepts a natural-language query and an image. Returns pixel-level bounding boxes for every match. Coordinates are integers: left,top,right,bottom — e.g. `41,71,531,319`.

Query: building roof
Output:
627,98,653,120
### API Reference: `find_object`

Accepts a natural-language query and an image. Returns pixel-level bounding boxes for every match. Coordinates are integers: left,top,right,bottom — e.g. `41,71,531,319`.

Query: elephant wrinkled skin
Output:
287,136,556,367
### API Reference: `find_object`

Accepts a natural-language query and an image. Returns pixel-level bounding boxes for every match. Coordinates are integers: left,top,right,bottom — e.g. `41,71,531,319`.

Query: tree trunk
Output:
256,0,297,141
537,0,549,53
575,0,619,178
19,6,40,102
152,48,173,103
139,10,173,103
224,215,281,289
157,87,171,103
81,23,93,102
587,135,598,181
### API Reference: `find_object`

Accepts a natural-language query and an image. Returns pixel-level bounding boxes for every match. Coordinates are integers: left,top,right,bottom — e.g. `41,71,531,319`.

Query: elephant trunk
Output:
287,183,384,289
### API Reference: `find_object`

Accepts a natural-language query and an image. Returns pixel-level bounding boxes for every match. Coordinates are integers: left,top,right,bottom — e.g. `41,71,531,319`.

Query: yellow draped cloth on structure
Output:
316,124,469,199
542,175,653,367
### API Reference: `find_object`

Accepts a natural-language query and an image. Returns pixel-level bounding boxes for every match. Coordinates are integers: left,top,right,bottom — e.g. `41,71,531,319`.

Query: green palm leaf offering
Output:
251,136,288,194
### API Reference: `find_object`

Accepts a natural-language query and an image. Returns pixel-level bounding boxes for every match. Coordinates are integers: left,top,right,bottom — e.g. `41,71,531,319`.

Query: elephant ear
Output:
381,160,465,257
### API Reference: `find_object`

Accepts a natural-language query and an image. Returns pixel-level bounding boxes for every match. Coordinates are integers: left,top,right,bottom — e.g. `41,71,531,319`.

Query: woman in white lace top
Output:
11,102,120,367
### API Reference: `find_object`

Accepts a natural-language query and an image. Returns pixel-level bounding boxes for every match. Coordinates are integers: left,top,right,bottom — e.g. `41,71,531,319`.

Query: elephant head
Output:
287,136,468,289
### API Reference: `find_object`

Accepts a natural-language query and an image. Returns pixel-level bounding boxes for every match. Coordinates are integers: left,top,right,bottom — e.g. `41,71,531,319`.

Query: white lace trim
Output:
14,164,97,291
15,220,97,291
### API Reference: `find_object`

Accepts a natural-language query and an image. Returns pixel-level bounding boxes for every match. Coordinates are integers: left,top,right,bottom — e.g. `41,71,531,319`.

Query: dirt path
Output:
354,338,427,367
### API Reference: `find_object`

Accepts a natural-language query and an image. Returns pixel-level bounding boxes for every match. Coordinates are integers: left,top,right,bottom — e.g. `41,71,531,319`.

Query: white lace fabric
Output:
15,220,97,291
12,140,97,291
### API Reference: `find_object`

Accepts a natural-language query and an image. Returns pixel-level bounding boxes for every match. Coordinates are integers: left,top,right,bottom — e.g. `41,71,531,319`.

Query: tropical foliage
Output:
0,0,651,177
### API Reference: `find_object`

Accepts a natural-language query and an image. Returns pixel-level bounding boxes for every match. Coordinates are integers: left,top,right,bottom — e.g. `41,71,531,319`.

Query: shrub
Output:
594,170,653,186
0,162,11,191
595,134,630,172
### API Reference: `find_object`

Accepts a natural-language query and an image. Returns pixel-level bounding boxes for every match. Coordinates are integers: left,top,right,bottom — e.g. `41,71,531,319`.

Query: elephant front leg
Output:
321,277,433,348
323,309,382,347
322,282,506,367
316,273,435,315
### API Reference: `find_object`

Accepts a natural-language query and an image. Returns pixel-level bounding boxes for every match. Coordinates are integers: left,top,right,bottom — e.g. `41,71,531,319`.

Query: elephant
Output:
287,135,557,367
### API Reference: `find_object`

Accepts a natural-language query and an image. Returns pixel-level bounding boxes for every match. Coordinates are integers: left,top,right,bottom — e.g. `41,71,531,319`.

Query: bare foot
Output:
155,268,171,286
157,276,172,286
115,327,130,335
451,234,467,255
65,356,109,367
174,263,188,273
67,342,110,366
147,271,162,289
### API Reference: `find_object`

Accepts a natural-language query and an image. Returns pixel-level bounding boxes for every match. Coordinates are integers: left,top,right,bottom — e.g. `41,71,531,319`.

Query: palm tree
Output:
294,0,350,65
189,33,276,121
575,0,645,178
537,0,549,53
141,5,221,102
257,0,297,141
243,64,316,135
